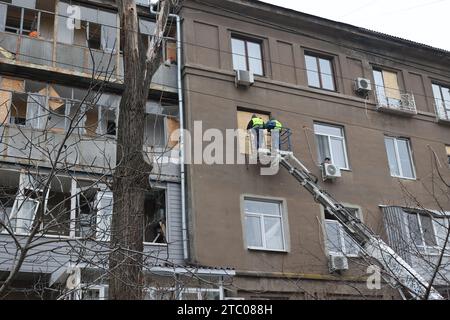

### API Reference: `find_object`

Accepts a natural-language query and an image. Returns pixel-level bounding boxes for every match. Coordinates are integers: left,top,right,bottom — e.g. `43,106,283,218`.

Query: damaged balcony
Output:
0,0,178,93
0,169,185,275
0,77,181,179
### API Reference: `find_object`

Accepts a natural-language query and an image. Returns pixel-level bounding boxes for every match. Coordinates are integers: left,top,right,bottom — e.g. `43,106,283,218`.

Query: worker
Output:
247,114,265,151
265,116,283,151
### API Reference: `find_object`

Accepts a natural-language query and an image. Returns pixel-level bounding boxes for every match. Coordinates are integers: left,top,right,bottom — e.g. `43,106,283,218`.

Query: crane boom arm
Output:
275,151,443,300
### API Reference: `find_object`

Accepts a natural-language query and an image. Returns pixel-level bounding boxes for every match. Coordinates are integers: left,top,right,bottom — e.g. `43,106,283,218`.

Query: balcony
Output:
374,88,417,116
0,1,177,93
435,102,450,124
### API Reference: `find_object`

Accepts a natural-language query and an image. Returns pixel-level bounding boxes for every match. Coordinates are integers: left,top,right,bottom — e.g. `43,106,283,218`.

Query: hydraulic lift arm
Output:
273,151,444,300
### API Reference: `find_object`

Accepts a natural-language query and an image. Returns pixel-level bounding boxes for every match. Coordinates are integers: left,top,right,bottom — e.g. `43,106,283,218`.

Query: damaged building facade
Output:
1,0,450,300
0,0,232,300
180,0,450,299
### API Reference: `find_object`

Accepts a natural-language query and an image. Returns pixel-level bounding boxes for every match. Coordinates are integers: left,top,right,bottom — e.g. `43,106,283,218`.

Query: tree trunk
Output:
109,0,170,300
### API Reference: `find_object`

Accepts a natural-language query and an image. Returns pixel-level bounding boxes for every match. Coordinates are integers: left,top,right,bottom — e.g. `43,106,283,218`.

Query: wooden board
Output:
383,70,401,100
0,91,12,124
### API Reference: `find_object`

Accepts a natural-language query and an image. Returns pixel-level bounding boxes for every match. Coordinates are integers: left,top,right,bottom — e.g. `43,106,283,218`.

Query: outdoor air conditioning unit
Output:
235,69,254,87
355,77,372,94
322,163,341,181
329,254,349,273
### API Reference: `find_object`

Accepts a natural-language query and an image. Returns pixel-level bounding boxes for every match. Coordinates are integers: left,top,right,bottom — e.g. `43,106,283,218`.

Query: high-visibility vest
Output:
251,117,264,128
273,120,282,130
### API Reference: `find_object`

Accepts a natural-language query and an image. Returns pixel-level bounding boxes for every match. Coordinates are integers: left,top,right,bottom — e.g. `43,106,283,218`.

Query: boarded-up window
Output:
373,69,401,106
236,110,269,154
0,78,24,124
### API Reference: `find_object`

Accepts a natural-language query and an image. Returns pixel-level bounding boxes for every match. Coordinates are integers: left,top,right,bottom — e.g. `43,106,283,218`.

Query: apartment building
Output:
1,0,449,300
0,0,234,300
180,0,450,299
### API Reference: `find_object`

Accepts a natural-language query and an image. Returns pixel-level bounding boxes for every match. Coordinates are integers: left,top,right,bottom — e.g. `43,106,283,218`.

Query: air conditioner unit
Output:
322,163,341,181
329,254,349,272
235,69,254,87
355,77,372,94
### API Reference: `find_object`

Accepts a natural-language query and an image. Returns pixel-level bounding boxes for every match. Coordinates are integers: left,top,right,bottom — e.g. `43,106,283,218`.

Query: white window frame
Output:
323,206,362,257
314,123,350,170
77,284,108,300
407,212,440,254
384,136,416,180
179,288,223,300
243,197,287,252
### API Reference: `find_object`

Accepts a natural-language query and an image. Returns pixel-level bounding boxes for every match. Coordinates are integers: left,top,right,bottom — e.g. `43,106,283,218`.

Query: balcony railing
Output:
0,2,177,92
374,87,417,115
435,102,450,124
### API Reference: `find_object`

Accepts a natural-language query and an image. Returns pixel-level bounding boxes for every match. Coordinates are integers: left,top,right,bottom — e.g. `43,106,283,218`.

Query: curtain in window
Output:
315,134,331,164
57,2,75,44
96,190,113,241
99,10,117,52
0,4,7,32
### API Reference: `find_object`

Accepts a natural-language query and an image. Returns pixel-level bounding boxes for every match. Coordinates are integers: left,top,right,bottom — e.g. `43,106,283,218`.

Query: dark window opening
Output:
43,191,71,236
144,189,166,244
106,120,116,136
10,92,28,125
87,22,102,50
76,188,97,238
5,6,21,34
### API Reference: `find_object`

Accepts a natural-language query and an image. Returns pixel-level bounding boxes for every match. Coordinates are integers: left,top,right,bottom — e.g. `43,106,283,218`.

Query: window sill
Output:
247,247,288,253
391,175,417,181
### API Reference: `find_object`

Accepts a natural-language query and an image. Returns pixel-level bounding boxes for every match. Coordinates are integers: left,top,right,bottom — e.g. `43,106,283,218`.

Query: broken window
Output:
2,1,54,39
407,212,438,248
42,181,71,237
144,114,166,148
0,173,19,232
8,172,46,235
324,207,360,256
144,189,167,244
57,2,117,52
75,183,112,241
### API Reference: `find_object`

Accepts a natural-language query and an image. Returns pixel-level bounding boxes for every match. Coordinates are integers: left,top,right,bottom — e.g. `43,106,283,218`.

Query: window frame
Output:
231,34,264,76
432,82,450,120
407,212,440,253
304,52,337,91
313,122,350,170
323,205,362,257
384,136,416,180
242,196,287,252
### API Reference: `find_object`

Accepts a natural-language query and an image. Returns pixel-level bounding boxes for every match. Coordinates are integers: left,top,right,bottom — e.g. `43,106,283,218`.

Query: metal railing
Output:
374,86,417,114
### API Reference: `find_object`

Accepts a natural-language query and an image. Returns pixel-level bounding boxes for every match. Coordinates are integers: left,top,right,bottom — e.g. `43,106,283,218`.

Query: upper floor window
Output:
324,207,360,257
314,123,349,170
407,212,437,248
384,136,415,179
304,53,335,91
1,1,55,40
244,198,286,251
432,83,450,121
373,69,401,106
231,36,263,76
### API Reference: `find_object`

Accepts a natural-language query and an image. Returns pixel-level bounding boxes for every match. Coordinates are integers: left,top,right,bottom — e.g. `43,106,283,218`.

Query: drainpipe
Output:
150,2,188,261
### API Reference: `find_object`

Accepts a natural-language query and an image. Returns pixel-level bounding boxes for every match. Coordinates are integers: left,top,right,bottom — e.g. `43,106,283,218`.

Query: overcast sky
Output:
260,0,450,51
